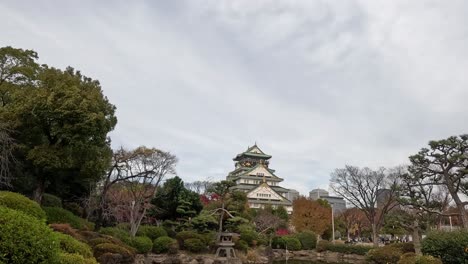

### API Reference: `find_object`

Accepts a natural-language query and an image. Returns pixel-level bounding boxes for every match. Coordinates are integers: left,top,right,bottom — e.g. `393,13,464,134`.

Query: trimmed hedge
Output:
136,225,167,240
389,242,415,253
42,193,63,208
283,236,302,251
99,227,132,245
184,238,205,253
295,231,317,250
317,240,373,255
272,236,286,249
43,207,93,230
398,252,442,264
130,236,153,254
55,253,98,264
0,206,59,264
175,230,203,248
153,236,177,254
421,230,468,264
0,191,47,221
367,246,401,264
88,238,111,247
56,232,93,258
93,243,135,263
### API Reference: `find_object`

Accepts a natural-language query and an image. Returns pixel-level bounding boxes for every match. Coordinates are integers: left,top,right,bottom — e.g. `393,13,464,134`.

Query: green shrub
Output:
398,253,443,264
235,239,249,252
0,206,59,264
282,236,302,251
0,191,46,221
42,193,63,208
175,230,203,248
398,252,418,264
93,243,135,263
389,242,415,253
43,207,93,230
316,240,373,255
367,246,401,264
55,253,98,264
184,238,205,253
63,202,84,217
295,231,317,250
56,232,93,258
415,256,443,264
136,225,167,240
421,230,468,264
272,236,285,249
200,231,217,249
130,236,153,254
153,236,177,253
240,230,259,246
115,223,130,231
88,238,111,247
99,227,132,245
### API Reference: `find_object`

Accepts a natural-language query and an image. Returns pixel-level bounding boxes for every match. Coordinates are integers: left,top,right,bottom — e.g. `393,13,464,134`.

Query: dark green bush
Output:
130,236,153,254
56,232,93,258
93,243,135,263
0,191,46,221
136,225,167,240
42,193,63,208
184,238,205,253
295,231,317,250
235,239,249,252
240,228,259,246
421,230,468,264
43,207,93,230
63,202,84,217
316,240,373,255
99,227,132,245
200,231,217,249
88,238,111,247
282,236,302,251
153,236,178,253
0,206,59,264
175,230,203,248
367,246,401,264
389,242,415,253
272,236,285,249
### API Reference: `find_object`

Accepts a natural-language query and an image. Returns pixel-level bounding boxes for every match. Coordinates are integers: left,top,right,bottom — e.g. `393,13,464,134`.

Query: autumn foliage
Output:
291,197,331,235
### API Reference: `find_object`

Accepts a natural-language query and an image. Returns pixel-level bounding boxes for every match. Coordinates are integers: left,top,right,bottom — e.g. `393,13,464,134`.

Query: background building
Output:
226,144,293,213
284,189,300,202
309,188,346,213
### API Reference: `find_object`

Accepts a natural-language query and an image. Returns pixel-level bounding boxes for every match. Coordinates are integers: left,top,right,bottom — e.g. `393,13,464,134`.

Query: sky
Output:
2,0,468,195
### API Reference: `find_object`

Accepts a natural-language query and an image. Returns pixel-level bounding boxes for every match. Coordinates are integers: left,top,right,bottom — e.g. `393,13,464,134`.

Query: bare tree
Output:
0,124,16,188
185,180,213,195
330,166,399,246
94,146,177,235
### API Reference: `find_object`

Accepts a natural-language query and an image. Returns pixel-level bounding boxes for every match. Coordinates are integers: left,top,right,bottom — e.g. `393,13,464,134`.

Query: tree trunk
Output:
412,220,422,255
444,173,468,228
33,174,45,204
371,223,379,247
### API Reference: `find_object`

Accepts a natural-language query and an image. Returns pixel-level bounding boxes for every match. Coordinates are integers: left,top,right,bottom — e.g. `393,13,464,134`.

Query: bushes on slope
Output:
0,191,46,221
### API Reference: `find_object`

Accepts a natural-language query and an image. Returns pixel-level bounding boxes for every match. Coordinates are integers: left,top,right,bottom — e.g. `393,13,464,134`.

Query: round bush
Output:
184,238,205,253
88,237,111,247
130,236,153,254
153,236,177,253
240,228,259,246
235,239,249,252
367,246,401,264
63,202,84,217
136,225,167,240
42,193,63,208
272,236,285,249
296,231,317,249
283,236,302,251
398,252,417,264
55,253,98,264
0,191,46,221
43,206,93,230
422,230,468,264
175,230,203,248
99,227,132,245
56,232,93,258
389,242,415,253
93,243,135,263
0,206,59,264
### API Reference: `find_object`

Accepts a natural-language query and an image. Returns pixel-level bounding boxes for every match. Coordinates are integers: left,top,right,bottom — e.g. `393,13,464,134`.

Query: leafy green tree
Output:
0,46,117,203
150,176,202,221
408,135,468,228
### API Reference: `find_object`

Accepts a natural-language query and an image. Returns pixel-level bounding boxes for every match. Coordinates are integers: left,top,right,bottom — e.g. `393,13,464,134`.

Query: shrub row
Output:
317,240,373,255
421,230,468,264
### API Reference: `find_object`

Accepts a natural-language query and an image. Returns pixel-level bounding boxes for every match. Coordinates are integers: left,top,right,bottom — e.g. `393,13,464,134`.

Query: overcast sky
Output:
2,0,468,195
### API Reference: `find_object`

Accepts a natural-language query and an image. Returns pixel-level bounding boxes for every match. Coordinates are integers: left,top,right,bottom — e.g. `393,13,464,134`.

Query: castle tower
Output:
226,144,292,213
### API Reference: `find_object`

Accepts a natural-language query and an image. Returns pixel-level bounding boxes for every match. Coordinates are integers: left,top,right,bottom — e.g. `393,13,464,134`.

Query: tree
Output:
185,180,213,195
338,207,370,240
291,197,331,236
0,124,17,188
408,135,468,228
0,47,117,203
98,146,177,236
330,166,399,246
150,176,203,222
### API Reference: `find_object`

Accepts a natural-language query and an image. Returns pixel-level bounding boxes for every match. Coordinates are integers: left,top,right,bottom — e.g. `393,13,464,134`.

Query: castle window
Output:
257,172,264,176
